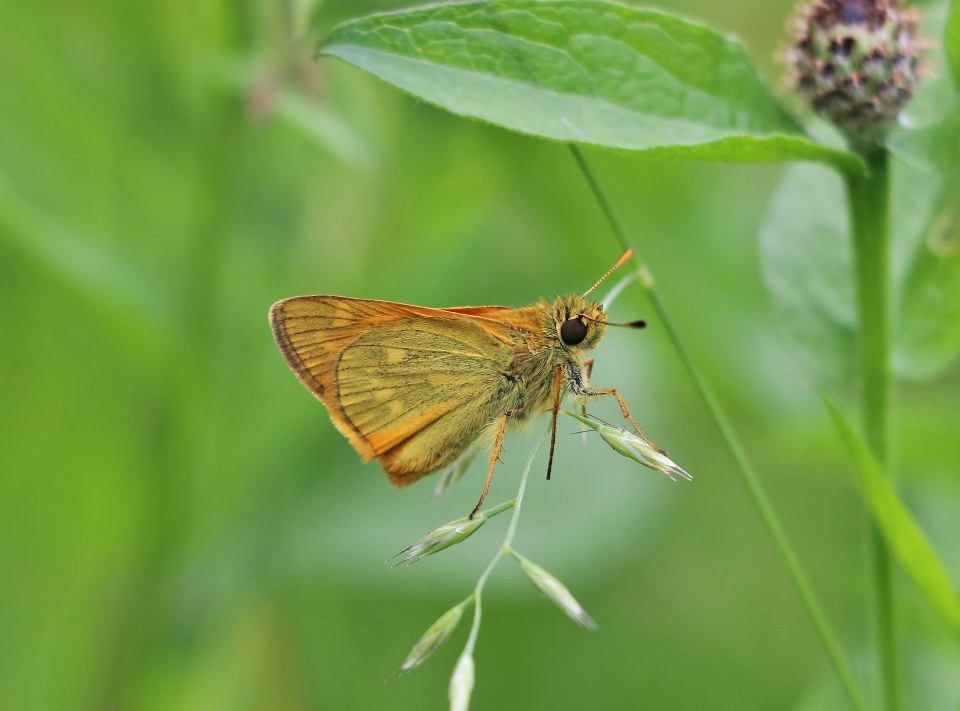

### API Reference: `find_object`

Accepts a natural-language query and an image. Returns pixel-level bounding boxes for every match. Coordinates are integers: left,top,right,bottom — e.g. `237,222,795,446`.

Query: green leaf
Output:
761,159,955,384
948,0,960,88
821,393,960,638
887,108,960,175
898,1,956,127
894,174,960,378
318,1,863,172
759,164,856,384
0,170,176,368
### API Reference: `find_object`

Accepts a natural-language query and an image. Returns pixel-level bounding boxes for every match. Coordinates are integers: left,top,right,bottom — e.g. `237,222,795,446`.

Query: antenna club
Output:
579,315,646,329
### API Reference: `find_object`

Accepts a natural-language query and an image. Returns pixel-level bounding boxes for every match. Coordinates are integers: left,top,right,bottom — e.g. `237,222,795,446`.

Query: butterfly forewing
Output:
270,295,523,484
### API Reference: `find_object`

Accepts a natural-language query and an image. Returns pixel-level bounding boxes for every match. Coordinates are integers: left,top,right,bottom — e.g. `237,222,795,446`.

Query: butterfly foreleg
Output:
567,368,666,455
546,364,563,481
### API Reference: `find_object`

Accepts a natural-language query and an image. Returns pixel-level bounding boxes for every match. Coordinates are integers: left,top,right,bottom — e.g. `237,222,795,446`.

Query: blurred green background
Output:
1,0,957,709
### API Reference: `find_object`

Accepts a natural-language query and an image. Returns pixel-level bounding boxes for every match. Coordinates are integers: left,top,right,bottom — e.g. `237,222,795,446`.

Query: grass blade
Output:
822,392,960,638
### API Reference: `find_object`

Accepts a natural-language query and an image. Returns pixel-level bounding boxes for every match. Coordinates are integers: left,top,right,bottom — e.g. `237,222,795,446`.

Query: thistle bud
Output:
786,0,926,151
511,550,597,629
397,600,469,674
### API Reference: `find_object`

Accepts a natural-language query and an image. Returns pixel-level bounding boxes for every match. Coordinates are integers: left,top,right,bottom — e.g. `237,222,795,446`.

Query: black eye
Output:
560,318,587,346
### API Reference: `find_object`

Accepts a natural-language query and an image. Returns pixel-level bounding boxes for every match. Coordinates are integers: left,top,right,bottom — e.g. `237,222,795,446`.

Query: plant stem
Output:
570,145,869,711
482,499,517,519
462,428,550,657
845,149,896,711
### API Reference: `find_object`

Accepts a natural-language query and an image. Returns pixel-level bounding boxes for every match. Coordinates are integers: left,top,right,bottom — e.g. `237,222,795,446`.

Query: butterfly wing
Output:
270,296,522,485
441,305,512,317
444,304,550,349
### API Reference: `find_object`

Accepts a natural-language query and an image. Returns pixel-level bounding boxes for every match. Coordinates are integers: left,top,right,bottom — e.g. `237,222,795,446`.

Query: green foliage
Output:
1,0,958,710
319,0,863,172
760,159,960,382
895,175,960,378
947,0,960,87
823,394,960,637
760,163,857,383
762,1,960,384
888,109,960,174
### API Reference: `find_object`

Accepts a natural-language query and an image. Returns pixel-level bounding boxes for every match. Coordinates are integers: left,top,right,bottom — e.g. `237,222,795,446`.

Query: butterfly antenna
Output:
580,313,646,329
582,248,633,298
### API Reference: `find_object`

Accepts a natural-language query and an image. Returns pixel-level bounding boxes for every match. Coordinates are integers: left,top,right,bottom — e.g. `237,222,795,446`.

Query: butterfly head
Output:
550,294,608,351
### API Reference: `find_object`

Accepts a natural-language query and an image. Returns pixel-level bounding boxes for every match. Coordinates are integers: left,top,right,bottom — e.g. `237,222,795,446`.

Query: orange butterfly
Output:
270,249,657,516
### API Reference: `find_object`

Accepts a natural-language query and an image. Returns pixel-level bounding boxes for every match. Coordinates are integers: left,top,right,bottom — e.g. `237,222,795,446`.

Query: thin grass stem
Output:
462,428,551,657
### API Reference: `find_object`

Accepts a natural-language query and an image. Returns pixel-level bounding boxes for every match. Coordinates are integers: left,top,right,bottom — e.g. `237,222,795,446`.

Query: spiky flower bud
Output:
391,500,514,566
448,652,475,711
565,411,692,482
392,514,489,566
786,0,926,150
397,600,469,674
511,549,598,629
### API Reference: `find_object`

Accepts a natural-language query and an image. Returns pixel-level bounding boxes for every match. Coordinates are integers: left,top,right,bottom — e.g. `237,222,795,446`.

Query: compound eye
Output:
560,318,587,346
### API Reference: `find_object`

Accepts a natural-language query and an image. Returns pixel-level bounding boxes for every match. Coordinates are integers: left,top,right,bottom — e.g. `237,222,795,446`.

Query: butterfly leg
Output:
574,383,666,455
546,364,563,481
469,411,511,519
